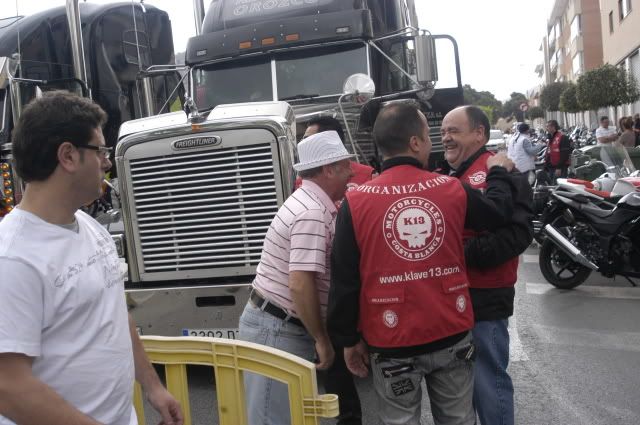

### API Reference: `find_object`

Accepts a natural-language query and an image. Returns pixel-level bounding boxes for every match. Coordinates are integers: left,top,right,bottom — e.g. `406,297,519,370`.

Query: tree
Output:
478,105,494,124
528,106,545,120
559,82,581,113
463,84,503,123
502,92,528,121
540,81,571,111
576,64,640,111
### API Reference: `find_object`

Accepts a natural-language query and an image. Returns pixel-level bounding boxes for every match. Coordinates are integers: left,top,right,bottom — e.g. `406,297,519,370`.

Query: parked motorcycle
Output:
538,145,640,289
568,125,596,149
532,145,640,242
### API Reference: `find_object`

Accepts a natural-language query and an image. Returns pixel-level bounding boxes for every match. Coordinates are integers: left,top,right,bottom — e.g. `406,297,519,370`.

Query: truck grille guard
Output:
120,137,282,282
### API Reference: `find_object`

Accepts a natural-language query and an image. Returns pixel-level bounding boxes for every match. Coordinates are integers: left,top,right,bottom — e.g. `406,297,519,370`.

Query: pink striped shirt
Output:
252,180,337,319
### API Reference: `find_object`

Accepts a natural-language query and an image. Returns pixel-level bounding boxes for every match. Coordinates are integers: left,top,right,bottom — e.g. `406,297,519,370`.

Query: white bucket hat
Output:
293,130,355,171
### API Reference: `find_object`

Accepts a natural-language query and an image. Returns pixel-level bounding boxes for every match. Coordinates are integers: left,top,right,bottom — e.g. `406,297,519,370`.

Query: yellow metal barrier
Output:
133,336,339,425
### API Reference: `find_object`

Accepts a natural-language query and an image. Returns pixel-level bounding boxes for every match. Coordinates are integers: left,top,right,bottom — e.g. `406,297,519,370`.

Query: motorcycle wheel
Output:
539,232,592,289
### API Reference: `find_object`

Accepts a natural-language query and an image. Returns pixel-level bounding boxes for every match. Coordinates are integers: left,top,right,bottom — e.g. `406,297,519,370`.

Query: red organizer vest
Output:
547,132,569,167
346,165,474,348
460,152,518,289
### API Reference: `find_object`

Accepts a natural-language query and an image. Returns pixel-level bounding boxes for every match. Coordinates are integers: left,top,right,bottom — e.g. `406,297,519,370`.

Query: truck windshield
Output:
12,79,86,117
193,56,272,109
276,43,368,100
193,43,368,109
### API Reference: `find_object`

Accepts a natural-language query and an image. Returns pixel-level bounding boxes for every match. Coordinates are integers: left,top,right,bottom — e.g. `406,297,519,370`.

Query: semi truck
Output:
114,0,466,336
0,0,182,219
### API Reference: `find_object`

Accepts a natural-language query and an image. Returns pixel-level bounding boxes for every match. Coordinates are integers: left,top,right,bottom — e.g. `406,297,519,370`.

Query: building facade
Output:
539,0,605,126
600,0,640,116
546,0,604,83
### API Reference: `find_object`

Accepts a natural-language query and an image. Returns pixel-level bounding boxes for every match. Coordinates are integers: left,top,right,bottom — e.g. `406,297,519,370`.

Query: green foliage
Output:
477,105,494,124
463,84,503,123
540,81,570,111
463,84,501,107
559,82,581,113
528,106,545,120
576,64,640,111
502,92,528,121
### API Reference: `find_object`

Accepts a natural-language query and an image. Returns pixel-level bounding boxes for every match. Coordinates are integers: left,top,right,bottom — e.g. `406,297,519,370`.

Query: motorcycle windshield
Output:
599,144,636,177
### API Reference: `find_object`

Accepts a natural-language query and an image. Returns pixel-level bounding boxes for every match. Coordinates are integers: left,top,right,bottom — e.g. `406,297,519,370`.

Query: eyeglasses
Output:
76,144,113,159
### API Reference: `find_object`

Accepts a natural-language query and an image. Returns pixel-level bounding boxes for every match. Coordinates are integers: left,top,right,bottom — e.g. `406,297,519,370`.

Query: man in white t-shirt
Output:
0,92,183,425
595,116,617,144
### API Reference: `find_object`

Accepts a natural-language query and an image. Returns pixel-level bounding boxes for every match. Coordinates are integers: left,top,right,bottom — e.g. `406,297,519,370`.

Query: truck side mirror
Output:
342,73,375,105
415,34,438,84
339,73,376,163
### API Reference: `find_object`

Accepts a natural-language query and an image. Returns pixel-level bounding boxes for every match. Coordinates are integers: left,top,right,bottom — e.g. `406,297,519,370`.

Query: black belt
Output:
250,289,305,329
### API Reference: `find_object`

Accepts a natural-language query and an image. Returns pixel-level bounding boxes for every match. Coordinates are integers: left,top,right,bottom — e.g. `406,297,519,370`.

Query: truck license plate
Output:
182,328,239,339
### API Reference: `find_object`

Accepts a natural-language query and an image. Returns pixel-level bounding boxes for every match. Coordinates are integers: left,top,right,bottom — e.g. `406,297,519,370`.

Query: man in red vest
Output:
544,119,572,183
439,106,533,425
327,102,517,425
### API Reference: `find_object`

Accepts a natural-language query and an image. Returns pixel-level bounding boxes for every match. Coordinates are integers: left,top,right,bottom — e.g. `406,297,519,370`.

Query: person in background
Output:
595,116,617,145
633,113,640,146
0,91,182,425
618,117,625,137
238,130,354,425
296,116,375,192
544,120,572,183
507,122,541,185
616,116,636,148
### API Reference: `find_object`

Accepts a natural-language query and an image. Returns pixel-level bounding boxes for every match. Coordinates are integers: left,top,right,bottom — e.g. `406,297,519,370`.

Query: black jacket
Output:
439,148,534,321
327,156,517,357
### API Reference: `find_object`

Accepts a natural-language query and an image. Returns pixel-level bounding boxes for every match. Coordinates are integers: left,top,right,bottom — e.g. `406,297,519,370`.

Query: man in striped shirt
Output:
239,130,355,425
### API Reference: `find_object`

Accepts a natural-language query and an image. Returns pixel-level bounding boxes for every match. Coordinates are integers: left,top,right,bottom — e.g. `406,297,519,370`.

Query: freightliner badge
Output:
172,136,222,150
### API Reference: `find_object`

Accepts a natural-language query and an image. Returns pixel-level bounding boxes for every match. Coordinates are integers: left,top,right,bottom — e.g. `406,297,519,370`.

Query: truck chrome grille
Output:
128,143,278,273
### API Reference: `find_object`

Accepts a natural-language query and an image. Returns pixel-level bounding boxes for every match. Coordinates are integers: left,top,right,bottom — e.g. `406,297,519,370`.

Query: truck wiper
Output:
280,93,320,101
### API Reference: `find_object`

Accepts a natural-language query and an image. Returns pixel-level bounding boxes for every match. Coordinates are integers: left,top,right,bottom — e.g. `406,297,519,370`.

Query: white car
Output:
486,129,506,152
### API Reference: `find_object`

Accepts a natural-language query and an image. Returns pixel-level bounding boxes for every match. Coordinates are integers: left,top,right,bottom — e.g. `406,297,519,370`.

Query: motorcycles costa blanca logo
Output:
383,197,445,261
468,171,486,186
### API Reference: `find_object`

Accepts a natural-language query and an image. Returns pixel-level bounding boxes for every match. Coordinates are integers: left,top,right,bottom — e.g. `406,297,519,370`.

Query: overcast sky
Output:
9,0,554,101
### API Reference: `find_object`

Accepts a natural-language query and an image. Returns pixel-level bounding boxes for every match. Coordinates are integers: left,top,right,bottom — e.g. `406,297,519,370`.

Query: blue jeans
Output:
472,320,514,425
370,332,476,425
238,301,315,425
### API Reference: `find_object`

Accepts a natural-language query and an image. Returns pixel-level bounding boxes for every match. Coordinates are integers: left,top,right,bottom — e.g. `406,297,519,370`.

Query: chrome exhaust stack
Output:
193,0,205,35
543,224,599,271
65,0,89,95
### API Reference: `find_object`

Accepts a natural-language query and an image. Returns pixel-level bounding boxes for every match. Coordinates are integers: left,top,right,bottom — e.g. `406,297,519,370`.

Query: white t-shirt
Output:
0,209,136,425
595,126,617,144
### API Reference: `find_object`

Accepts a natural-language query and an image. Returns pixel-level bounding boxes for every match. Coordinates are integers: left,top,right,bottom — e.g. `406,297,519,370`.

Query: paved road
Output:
142,244,640,424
